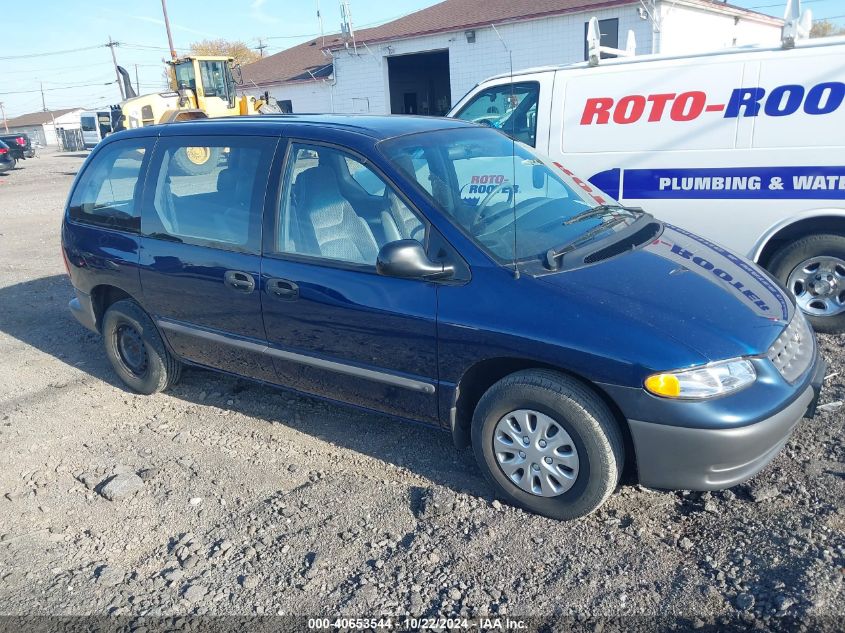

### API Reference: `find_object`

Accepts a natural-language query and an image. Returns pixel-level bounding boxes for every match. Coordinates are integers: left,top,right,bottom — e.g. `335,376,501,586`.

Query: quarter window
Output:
277,143,425,266
453,82,540,147
142,136,276,253
69,139,151,231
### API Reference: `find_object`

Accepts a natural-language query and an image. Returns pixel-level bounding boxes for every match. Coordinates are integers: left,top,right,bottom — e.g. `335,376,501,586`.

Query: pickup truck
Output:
0,133,32,161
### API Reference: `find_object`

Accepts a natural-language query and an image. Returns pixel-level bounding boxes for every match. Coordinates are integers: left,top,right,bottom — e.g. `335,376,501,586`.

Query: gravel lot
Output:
0,150,843,627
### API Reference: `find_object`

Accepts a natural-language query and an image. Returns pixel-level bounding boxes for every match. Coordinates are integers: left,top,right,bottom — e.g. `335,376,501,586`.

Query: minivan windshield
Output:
379,127,637,267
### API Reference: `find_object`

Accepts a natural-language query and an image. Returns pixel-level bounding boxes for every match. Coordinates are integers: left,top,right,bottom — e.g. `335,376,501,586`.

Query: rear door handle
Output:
266,278,299,300
224,270,255,293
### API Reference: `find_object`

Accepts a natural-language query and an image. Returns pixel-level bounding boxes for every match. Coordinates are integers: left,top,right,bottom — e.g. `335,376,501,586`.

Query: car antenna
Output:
491,24,519,279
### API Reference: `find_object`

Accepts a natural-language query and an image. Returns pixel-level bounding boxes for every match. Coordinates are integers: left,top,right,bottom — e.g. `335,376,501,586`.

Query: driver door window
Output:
277,143,425,266
453,81,540,146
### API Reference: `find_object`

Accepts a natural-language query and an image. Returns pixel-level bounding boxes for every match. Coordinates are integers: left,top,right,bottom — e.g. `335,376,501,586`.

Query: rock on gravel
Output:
98,473,144,501
183,583,208,603
735,593,755,611
94,565,125,587
416,487,456,520
240,575,260,590
746,484,779,502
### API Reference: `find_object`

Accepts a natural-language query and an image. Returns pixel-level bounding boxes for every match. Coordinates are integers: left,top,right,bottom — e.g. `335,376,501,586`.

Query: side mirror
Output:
376,240,454,280
532,164,546,189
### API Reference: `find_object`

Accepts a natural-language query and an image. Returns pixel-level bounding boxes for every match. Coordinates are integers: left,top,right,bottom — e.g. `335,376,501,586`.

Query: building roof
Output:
4,108,80,128
243,0,783,87
240,37,335,88
326,0,782,49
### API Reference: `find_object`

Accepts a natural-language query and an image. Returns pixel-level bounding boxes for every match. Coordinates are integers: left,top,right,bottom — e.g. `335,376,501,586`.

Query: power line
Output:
0,81,116,96
746,0,823,8
0,44,107,61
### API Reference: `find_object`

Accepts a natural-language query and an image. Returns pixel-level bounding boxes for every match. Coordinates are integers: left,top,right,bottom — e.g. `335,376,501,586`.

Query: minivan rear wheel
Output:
768,233,845,333
471,369,624,520
102,299,181,394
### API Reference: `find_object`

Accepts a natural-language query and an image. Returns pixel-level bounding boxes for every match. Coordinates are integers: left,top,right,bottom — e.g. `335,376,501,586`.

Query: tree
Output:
189,39,259,66
810,20,845,38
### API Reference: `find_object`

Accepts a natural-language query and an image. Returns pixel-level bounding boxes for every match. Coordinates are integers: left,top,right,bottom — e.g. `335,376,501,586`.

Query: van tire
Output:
768,233,845,334
102,299,182,394
170,146,221,176
471,369,624,520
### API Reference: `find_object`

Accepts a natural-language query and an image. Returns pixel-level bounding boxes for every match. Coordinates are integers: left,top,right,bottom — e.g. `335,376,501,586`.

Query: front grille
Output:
767,310,815,383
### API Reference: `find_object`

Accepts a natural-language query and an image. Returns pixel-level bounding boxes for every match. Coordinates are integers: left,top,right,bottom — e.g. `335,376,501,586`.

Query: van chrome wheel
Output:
493,409,579,497
787,255,845,317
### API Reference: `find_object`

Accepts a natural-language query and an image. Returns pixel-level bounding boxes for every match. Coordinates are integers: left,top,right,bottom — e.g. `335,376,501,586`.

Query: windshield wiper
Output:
545,216,632,270
148,232,183,243
563,203,644,226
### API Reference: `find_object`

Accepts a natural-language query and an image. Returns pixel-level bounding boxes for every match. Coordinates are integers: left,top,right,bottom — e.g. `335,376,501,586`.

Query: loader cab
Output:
170,56,238,114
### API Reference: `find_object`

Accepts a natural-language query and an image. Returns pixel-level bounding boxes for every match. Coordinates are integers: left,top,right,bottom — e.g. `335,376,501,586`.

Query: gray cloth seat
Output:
292,166,379,264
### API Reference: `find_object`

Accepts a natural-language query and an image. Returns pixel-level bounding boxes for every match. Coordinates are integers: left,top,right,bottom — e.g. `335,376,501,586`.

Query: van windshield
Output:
379,127,635,267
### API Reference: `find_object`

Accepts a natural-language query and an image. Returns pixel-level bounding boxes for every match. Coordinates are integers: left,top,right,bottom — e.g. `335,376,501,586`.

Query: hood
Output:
536,223,793,363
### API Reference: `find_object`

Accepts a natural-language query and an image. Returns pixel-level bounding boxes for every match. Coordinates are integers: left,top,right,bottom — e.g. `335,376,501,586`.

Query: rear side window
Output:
142,136,276,254
69,139,152,232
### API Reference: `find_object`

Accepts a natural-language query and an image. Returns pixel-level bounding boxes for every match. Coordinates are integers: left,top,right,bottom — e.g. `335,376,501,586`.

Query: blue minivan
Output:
62,115,825,520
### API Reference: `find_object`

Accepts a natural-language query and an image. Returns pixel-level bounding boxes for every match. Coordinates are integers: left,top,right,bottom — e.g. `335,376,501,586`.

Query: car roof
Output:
114,114,477,142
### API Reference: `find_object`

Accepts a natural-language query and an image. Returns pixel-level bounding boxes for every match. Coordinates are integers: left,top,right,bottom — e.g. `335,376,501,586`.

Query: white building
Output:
242,0,783,115
2,108,83,146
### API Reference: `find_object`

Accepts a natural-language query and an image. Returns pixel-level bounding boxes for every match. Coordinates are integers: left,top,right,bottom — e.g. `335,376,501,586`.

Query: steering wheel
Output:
471,182,514,227
476,118,496,127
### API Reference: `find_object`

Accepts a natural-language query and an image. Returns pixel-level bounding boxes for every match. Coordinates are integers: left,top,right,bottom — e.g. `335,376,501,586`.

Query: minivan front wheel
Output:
472,370,624,520
102,299,181,394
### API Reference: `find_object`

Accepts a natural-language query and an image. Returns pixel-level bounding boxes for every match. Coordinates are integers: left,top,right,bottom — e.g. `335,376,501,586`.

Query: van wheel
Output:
768,234,845,334
471,370,624,520
102,299,181,394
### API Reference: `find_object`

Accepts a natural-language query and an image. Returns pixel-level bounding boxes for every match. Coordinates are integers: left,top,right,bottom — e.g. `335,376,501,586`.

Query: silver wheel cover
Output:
493,409,580,498
787,256,845,317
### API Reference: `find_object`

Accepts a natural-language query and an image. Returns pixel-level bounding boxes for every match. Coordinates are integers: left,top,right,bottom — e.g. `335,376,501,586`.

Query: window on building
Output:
69,139,151,232
584,18,620,61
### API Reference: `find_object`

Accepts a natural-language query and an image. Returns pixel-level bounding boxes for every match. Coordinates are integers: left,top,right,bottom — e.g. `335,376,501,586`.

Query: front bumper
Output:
628,355,826,491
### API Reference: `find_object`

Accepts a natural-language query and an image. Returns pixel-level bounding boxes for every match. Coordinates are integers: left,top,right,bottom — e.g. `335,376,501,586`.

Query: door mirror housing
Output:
532,163,546,189
376,240,455,280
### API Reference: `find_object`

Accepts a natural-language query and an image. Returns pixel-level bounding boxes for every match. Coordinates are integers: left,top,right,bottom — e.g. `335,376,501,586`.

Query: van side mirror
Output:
376,240,454,280
532,164,546,189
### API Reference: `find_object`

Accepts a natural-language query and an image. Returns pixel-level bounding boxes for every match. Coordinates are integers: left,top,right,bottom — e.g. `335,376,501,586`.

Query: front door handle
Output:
266,278,299,300
224,270,255,293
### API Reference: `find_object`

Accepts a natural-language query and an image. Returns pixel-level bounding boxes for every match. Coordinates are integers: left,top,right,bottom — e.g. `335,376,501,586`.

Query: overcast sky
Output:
1,0,842,119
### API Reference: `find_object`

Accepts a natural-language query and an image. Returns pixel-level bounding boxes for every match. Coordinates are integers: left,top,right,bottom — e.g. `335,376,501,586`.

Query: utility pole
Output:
160,0,178,61
0,102,8,132
256,38,268,58
40,82,47,112
134,64,140,94
107,36,125,100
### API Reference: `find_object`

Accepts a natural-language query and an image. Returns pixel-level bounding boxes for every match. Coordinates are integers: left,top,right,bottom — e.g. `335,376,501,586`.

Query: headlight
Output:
644,359,756,399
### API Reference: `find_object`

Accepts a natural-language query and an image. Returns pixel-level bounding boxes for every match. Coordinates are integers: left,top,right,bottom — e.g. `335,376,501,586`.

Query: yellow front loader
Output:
113,55,279,173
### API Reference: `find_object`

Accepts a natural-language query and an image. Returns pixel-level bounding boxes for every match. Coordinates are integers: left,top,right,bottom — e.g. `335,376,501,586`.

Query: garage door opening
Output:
387,50,451,116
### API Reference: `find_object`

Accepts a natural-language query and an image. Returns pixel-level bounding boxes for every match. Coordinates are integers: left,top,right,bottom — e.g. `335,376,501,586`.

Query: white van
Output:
80,110,116,149
449,34,845,332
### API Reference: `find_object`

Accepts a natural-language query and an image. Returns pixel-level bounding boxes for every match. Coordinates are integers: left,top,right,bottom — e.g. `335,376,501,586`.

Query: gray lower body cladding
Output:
629,382,815,490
